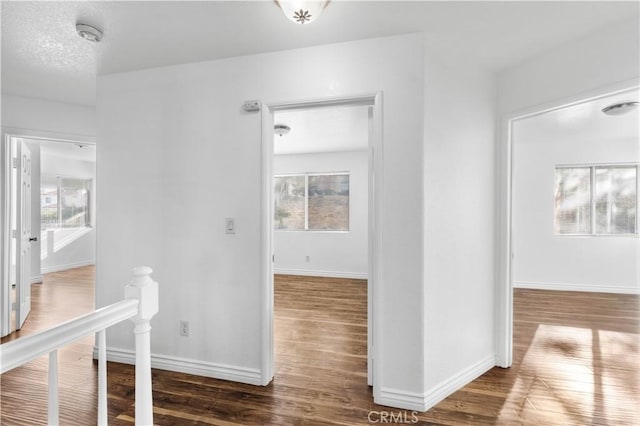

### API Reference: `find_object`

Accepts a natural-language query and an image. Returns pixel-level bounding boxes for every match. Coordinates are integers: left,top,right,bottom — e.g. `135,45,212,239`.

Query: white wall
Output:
273,151,368,279
1,94,96,139
498,18,640,114
512,105,639,294
422,42,498,406
39,152,96,274
98,34,426,407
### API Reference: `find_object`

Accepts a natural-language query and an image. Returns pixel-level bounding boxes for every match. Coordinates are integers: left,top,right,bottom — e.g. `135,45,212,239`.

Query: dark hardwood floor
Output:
1,267,638,425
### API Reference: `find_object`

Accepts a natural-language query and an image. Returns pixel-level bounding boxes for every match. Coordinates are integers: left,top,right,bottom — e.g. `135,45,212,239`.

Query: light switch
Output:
225,217,235,234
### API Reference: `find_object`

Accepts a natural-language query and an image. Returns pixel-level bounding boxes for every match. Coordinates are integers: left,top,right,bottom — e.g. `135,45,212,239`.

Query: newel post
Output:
124,266,159,426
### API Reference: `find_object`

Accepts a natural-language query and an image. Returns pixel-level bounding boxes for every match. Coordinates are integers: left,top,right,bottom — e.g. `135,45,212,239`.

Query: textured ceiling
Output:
1,1,638,106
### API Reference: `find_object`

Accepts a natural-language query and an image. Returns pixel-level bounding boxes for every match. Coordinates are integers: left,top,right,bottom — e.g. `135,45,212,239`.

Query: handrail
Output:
0,299,139,374
0,266,158,426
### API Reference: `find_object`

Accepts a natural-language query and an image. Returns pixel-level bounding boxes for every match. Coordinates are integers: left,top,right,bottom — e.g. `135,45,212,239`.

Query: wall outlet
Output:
305,255,310,262
180,320,189,337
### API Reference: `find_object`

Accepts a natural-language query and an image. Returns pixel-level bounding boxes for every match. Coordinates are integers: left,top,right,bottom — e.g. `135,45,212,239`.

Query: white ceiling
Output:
514,89,640,145
2,1,638,106
274,104,369,155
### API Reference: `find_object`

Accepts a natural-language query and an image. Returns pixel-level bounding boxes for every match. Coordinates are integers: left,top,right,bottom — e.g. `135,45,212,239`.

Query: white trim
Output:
496,78,640,369
273,268,367,280
31,275,43,284
376,388,428,412
513,281,640,295
421,355,496,412
94,347,262,386
41,260,95,275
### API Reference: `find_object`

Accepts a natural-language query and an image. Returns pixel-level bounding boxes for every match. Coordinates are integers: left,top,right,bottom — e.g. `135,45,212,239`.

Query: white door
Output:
15,140,32,329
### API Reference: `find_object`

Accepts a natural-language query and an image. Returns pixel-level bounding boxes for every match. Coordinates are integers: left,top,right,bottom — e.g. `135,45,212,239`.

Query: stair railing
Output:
0,266,159,426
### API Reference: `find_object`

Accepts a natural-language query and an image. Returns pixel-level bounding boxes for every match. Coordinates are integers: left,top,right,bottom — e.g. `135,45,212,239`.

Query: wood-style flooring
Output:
1,267,638,425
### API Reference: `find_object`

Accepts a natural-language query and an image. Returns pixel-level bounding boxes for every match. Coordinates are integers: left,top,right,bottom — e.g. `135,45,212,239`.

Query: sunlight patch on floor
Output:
499,324,640,424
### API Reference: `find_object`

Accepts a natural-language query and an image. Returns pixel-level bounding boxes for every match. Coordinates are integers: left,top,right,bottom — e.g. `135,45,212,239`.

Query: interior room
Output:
0,1,638,424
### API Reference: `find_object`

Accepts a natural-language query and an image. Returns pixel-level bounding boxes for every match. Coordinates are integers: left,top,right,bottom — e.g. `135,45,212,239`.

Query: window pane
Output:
60,178,90,227
555,168,591,234
274,176,305,230
595,167,636,234
41,175,59,230
308,174,349,231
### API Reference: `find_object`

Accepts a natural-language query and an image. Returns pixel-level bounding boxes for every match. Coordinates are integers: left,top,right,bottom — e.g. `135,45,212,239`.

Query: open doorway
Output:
496,85,639,422
496,82,640,367
272,103,371,391
1,135,96,337
260,94,383,402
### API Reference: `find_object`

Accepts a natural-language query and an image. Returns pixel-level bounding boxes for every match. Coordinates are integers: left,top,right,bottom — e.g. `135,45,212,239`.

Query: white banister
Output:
0,299,139,373
124,266,159,426
0,266,159,426
48,350,59,425
98,329,107,426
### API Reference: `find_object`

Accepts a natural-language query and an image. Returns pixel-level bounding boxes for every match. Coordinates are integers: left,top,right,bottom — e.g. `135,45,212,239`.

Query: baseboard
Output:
274,268,367,280
41,260,95,275
94,347,262,386
31,275,43,284
376,388,429,411
513,280,639,295
423,355,496,411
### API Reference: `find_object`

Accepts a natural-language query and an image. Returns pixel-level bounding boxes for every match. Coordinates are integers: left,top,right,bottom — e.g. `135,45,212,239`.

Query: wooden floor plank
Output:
1,267,638,425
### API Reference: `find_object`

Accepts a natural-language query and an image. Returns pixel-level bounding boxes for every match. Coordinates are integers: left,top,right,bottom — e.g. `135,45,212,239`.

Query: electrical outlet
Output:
180,320,189,337
305,255,310,262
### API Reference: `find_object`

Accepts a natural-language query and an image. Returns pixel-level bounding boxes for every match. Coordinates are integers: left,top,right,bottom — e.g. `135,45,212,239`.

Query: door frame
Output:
0,129,96,337
495,79,639,367
260,92,383,400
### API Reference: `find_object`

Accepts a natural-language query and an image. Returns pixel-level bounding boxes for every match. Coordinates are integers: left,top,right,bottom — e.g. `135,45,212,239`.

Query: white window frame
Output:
41,175,93,229
554,163,639,237
274,171,350,232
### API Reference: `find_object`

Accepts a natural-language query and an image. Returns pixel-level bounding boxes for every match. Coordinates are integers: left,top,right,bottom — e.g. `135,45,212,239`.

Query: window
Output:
41,176,92,230
274,173,349,231
554,165,637,235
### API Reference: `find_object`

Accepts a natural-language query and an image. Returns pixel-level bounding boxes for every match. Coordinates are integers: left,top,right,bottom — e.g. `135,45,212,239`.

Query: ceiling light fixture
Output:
274,0,330,25
601,101,639,116
76,23,103,43
274,124,291,137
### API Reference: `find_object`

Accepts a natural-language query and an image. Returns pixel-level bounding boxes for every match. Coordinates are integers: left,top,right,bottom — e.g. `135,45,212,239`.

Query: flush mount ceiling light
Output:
274,0,330,25
76,23,103,43
601,101,639,116
274,124,291,137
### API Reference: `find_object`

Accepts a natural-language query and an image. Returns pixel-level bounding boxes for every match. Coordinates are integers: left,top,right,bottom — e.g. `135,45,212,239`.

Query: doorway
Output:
260,94,383,401
1,134,96,337
496,82,639,367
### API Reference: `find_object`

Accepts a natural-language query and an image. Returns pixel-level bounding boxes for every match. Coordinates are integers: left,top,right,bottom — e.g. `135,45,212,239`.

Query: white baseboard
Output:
41,260,95,275
274,268,367,280
31,275,43,284
94,347,262,386
376,388,429,411
422,355,495,411
513,281,639,295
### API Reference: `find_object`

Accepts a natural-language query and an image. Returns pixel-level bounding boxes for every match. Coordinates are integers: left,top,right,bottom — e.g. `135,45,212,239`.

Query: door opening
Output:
1,135,97,337
260,94,383,402
496,82,639,367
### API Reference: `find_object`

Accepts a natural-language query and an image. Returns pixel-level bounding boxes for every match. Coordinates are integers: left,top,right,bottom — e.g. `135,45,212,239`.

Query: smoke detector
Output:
76,23,103,43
